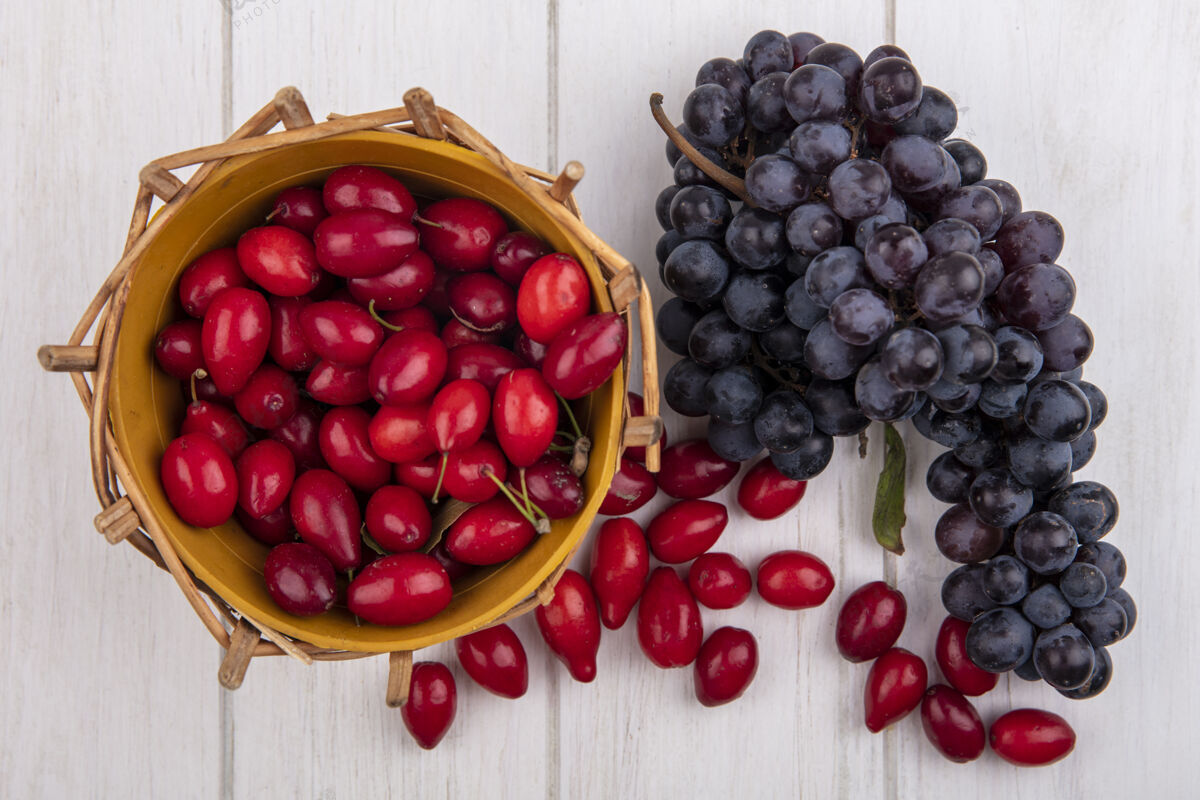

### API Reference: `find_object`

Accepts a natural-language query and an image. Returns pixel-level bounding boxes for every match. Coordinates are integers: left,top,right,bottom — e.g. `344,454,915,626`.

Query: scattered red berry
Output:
920,685,986,763
737,457,807,520
694,626,758,707
989,708,1076,766
864,648,928,733
401,662,456,750
836,581,907,663
688,553,752,609
756,550,834,609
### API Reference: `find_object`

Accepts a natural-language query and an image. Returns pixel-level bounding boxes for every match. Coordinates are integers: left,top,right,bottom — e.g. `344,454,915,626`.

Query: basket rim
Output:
109,128,626,653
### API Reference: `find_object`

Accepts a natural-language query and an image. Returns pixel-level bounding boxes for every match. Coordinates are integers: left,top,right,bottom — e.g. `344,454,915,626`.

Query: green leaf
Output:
872,422,907,555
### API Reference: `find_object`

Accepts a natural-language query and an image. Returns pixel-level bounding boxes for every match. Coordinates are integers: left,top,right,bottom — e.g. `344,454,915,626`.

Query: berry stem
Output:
368,299,403,331
481,466,551,533
431,452,449,504
188,368,208,404
556,393,584,440
519,467,534,517
649,92,752,204
412,212,443,229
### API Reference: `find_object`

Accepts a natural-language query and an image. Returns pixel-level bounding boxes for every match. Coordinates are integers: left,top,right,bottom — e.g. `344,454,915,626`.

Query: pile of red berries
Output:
153,164,626,627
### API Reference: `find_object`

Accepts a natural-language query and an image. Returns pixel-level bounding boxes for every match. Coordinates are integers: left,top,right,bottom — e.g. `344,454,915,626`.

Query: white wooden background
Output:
3,0,1195,796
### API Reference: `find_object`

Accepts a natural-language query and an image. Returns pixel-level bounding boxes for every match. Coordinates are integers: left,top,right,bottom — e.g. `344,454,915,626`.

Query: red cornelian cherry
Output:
864,648,928,733
347,553,451,625
492,368,558,468
920,685,986,763
516,253,591,344
598,458,658,515
694,627,758,707
449,272,518,333
201,287,270,395
263,542,337,616
269,185,328,237
181,399,250,460
512,455,583,519
656,439,739,499
368,328,448,406
236,225,322,296
236,505,292,545
418,197,508,272
589,518,650,629
513,331,548,369
234,364,299,429
935,615,999,697
989,708,1076,767
688,553,752,610
323,165,416,220
624,392,666,462
267,296,318,372
318,406,391,492
756,550,835,609
445,342,523,391
541,312,628,399
638,567,703,668
428,379,491,454
647,499,729,564
491,230,551,286
268,400,325,470
443,439,508,503
440,318,503,349
154,320,206,380
536,569,601,683
235,439,295,518
444,497,537,565
401,662,457,750
738,458,808,520
288,469,362,571
396,453,444,499
160,433,238,528
178,247,247,319
378,305,438,335
364,484,431,552
314,208,419,278
836,581,908,663
345,250,435,310
455,624,529,699
368,405,436,464
298,300,384,367
305,360,371,405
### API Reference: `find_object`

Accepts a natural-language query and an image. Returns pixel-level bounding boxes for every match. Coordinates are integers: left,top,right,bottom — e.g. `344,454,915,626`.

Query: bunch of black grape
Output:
653,29,1135,698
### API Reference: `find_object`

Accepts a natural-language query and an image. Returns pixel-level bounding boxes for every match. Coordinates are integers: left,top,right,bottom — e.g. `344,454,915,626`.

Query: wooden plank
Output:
228,0,553,164
222,3,554,797
892,0,1199,795
0,2,226,798
555,5,892,798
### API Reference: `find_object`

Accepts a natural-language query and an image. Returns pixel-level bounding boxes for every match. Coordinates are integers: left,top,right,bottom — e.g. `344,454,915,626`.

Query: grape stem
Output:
649,93,753,204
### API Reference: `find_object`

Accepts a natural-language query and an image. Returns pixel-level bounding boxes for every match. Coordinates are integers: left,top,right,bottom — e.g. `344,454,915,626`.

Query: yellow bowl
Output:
110,131,624,653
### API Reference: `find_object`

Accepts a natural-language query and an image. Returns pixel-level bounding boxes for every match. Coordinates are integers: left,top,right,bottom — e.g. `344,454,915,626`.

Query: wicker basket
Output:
37,87,661,703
